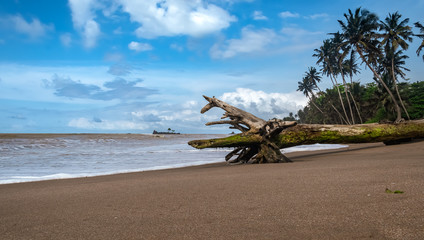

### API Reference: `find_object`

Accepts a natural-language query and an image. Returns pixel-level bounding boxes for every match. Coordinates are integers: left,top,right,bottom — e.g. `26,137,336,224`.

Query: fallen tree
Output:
188,96,424,164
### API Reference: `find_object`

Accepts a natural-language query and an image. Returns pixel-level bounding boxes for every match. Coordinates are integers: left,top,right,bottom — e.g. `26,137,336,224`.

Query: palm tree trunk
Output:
339,62,355,124
356,46,403,123
330,102,349,124
308,96,324,114
329,73,352,124
391,59,410,120
349,75,363,123
313,85,347,124
349,90,363,123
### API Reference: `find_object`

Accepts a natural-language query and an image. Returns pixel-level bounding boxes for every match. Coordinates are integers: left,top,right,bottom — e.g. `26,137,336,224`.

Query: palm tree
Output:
314,39,351,124
297,76,324,115
331,32,355,124
379,12,413,120
415,21,424,61
391,50,410,79
304,66,322,91
343,50,361,84
343,50,363,123
338,7,403,123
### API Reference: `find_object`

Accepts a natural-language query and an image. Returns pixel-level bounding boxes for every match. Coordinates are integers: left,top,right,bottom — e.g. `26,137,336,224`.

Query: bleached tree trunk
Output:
189,96,424,164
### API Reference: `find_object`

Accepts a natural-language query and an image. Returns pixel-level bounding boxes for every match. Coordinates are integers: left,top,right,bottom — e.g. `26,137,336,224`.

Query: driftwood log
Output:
188,96,424,164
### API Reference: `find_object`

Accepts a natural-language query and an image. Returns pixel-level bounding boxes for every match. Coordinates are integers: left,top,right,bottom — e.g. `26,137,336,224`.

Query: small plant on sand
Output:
385,188,404,194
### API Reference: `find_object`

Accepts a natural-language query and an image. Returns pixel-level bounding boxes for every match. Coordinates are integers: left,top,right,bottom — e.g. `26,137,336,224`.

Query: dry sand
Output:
1,141,423,239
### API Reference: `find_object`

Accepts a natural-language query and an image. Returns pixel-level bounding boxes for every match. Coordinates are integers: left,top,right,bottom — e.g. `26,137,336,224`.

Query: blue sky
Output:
0,0,423,133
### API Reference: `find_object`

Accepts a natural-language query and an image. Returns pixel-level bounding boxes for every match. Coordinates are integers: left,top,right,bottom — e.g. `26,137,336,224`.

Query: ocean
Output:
0,134,347,184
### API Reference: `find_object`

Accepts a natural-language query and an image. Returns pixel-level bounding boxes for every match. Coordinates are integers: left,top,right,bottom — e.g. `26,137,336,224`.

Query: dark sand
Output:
1,141,424,239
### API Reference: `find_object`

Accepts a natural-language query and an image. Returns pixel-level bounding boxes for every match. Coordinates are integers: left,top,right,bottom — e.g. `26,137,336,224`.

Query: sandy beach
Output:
1,140,423,239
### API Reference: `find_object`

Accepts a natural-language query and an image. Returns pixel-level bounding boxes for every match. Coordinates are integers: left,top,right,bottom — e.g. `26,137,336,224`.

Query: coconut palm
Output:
338,7,404,123
415,21,424,61
330,32,356,124
297,77,324,115
391,50,410,79
314,39,351,124
379,12,413,119
378,50,410,83
304,66,322,92
343,50,361,84
343,50,363,123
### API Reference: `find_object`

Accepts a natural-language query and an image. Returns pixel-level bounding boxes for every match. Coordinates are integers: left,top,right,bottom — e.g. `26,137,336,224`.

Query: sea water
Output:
0,134,347,184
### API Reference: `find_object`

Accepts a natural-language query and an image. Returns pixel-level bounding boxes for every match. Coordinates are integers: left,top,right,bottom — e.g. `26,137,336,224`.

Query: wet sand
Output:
1,141,423,239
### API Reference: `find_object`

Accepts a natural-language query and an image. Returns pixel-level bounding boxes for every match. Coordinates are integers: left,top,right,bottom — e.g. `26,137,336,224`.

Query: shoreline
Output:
1,141,423,239
0,133,348,185
0,142,388,186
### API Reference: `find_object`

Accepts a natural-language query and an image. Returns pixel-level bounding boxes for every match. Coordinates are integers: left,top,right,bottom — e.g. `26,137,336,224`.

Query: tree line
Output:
294,8,424,124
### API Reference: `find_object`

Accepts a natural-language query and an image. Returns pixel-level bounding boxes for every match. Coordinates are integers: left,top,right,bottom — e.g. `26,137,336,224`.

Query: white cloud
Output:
83,20,101,48
0,14,53,39
253,10,267,20
68,0,95,28
307,13,329,20
128,41,153,52
279,11,299,18
60,33,72,47
68,0,101,48
210,27,277,59
118,0,236,38
69,117,148,130
220,88,307,119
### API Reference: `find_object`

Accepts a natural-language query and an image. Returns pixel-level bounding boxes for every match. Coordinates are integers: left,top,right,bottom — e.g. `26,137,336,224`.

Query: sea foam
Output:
0,134,347,184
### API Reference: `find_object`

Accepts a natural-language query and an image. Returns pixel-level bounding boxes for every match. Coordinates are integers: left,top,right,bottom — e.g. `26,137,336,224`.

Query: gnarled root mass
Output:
197,96,296,164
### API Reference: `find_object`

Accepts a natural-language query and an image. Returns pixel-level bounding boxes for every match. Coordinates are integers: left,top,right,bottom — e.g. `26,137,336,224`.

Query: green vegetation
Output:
295,8,424,124
385,188,404,194
297,81,424,124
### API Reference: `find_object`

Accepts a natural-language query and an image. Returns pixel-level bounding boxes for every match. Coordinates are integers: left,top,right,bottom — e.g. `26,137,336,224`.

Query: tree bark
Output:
391,59,411,120
339,62,355,124
189,96,424,164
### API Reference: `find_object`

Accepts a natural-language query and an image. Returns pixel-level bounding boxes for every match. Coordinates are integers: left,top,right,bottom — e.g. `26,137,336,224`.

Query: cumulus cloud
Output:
68,0,101,48
220,88,307,119
279,11,299,18
252,10,267,20
128,41,153,52
210,27,277,59
0,14,53,39
69,117,148,130
43,74,157,100
119,0,236,38
82,19,101,48
131,111,162,122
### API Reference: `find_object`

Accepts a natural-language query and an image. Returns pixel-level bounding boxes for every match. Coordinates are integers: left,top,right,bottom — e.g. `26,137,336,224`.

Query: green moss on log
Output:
188,134,262,149
277,122,424,148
